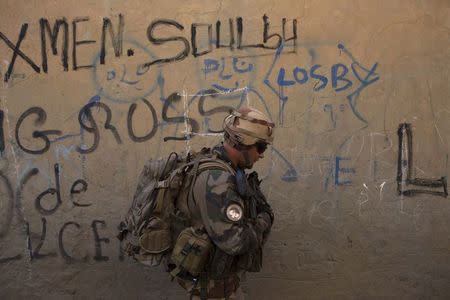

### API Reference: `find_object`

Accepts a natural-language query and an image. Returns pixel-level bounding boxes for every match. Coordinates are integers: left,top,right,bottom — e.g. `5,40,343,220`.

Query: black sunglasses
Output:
255,142,268,154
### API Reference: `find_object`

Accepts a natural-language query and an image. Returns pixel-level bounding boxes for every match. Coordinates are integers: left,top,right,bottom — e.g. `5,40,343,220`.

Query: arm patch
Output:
226,204,243,222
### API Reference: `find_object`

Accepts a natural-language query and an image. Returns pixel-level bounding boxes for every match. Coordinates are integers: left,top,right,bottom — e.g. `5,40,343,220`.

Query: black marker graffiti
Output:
191,23,213,57
91,220,110,262
31,217,57,260
215,19,235,50
0,167,40,263
0,23,41,82
143,15,297,67
236,17,263,49
58,221,88,263
70,179,90,207
397,123,448,197
40,18,69,73
15,107,62,155
25,222,33,259
144,19,191,68
0,162,126,264
162,92,199,141
35,164,62,215
2,15,297,82
100,14,124,64
77,102,122,154
127,98,158,142
72,17,96,70
262,14,282,50
34,163,92,212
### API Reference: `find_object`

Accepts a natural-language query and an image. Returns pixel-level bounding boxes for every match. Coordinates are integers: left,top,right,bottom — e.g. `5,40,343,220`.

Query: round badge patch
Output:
226,204,243,222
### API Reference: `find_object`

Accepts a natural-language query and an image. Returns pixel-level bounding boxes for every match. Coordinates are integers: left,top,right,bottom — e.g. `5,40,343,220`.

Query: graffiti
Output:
92,39,161,103
271,148,298,182
58,221,88,263
335,156,355,186
15,107,62,155
91,220,110,262
70,179,90,207
1,15,297,82
35,164,63,215
144,19,190,68
287,151,359,188
0,168,42,262
72,17,97,70
0,23,41,82
0,44,379,189
40,17,69,72
30,217,57,260
1,216,120,264
338,44,380,127
127,98,158,142
77,102,123,153
1,216,118,264
5,94,235,155
202,57,255,88
355,182,387,216
35,163,90,214
99,15,124,65
264,44,379,126
397,123,448,197
9,98,160,155
162,92,199,141
142,15,297,69
0,160,117,264
272,48,374,92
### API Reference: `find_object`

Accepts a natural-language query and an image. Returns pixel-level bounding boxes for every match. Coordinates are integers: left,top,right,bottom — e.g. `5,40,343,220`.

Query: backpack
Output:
117,148,234,267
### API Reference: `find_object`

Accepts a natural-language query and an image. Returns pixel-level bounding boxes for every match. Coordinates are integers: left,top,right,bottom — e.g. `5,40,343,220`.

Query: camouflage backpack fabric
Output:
117,148,234,267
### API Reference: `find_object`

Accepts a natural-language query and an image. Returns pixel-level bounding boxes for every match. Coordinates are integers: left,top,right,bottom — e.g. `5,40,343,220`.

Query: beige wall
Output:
1,0,450,299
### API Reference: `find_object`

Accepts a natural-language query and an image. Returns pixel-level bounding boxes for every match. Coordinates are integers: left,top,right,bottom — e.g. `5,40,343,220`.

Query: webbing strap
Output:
200,272,208,300
169,265,182,278
156,180,169,188
224,278,228,300
188,156,202,207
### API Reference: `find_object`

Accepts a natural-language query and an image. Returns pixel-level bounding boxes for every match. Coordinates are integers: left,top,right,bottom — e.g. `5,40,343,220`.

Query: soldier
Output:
175,107,275,299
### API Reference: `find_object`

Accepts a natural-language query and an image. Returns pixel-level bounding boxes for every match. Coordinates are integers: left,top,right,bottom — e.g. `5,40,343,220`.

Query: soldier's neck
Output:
223,142,241,170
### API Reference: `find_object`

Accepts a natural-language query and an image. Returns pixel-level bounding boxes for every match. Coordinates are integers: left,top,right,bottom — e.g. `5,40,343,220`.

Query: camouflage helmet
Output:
223,107,275,147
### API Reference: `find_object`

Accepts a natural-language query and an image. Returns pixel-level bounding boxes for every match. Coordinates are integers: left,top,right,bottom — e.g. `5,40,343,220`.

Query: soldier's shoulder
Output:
208,167,234,180
199,167,234,186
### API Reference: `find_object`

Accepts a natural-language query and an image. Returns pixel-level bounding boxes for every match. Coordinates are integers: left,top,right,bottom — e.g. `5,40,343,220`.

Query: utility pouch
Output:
170,227,212,278
138,217,172,254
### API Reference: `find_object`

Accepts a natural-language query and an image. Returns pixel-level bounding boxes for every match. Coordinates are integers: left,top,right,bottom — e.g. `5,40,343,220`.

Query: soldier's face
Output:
239,143,266,169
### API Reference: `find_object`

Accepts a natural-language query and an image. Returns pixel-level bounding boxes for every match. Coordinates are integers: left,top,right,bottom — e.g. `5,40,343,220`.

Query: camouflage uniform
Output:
176,144,273,299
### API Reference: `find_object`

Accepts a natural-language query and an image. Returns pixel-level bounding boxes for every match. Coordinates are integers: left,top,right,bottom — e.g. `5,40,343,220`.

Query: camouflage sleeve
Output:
192,169,271,256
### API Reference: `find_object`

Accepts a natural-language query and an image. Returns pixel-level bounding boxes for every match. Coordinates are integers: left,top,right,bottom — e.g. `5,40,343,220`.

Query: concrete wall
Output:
1,0,449,299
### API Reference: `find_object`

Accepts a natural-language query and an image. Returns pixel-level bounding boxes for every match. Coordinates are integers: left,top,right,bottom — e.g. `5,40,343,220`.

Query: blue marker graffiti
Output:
265,43,379,127
91,38,162,104
335,156,355,186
